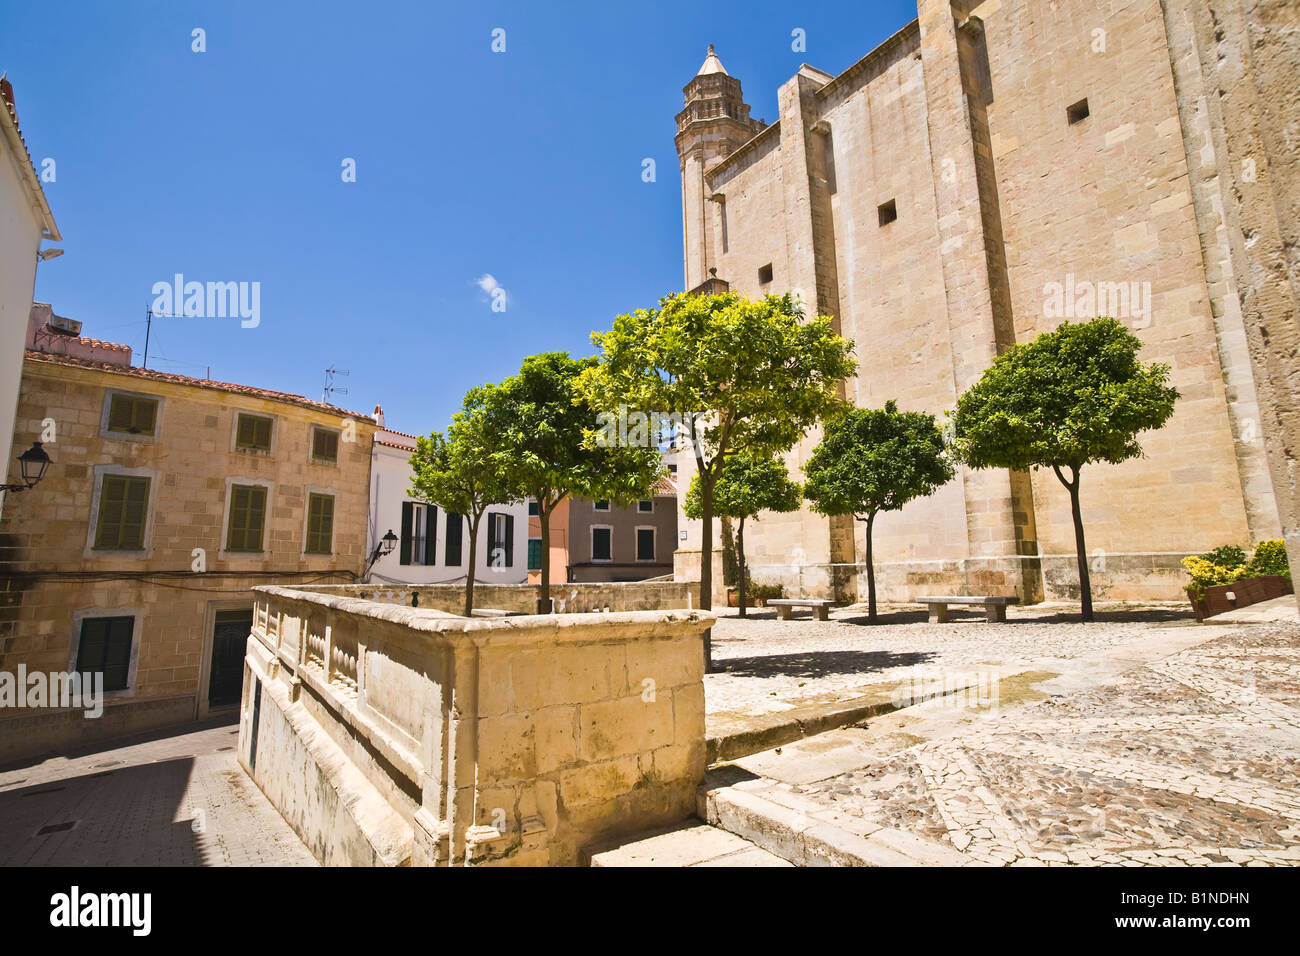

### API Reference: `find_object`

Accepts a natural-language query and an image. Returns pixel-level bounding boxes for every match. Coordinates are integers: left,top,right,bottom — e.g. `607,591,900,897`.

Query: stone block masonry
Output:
0,351,374,762
673,0,1295,604
240,584,714,866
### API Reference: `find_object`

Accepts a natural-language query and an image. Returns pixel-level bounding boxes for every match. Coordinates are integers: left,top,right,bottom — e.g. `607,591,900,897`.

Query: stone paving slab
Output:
738,622,1300,866
706,601,1227,726
588,822,791,867
1204,594,1299,625
0,718,316,867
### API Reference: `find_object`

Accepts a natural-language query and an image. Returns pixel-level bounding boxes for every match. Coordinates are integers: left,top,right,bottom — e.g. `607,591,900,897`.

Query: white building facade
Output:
0,77,61,514
367,424,529,586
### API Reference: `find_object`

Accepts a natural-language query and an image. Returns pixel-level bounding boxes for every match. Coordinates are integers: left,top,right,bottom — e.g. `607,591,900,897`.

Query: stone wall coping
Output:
253,584,715,648
814,18,920,104
301,581,691,593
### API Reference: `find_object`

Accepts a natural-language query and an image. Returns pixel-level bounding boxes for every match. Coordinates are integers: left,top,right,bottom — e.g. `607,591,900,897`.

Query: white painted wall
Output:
0,116,47,512
367,436,529,586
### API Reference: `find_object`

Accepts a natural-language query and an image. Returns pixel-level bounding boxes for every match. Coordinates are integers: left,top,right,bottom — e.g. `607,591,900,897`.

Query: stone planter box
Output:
1188,574,1293,622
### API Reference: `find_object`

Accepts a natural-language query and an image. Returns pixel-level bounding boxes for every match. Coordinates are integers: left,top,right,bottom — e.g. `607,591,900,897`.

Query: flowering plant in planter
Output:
1182,540,1292,615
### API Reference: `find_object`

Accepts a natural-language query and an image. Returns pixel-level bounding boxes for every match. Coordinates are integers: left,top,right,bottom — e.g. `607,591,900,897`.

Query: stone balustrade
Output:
239,584,713,866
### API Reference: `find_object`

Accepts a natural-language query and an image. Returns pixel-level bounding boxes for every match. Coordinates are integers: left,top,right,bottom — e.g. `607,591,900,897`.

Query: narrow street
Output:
0,718,315,867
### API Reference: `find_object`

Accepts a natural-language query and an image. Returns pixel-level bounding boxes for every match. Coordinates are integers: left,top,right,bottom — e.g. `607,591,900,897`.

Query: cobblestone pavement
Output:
707,601,1223,720
770,622,1300,866
0,718,316,866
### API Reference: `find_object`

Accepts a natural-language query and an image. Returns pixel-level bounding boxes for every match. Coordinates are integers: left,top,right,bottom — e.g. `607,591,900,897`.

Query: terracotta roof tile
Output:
652,475,678,496
24,349,372,420
0,75,58,238
74,337,131,352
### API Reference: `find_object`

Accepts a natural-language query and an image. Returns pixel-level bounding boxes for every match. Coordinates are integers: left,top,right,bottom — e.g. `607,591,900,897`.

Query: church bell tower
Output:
675,46,764,292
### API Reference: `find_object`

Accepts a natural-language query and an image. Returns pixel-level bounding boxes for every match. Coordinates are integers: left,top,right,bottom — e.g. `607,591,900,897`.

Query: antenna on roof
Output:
143,303,153,369
322,365,350,403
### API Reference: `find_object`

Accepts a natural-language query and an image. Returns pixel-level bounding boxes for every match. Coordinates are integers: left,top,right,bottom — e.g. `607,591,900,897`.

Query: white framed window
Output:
86,465,158,558
68,608,143,697
101,389,162,441
412,503,428,564
400,501,436,566
593,499,610,512
486,511,514,569
218,476,275,558
637,499,653,513
635,526,656,562
591,525,613,562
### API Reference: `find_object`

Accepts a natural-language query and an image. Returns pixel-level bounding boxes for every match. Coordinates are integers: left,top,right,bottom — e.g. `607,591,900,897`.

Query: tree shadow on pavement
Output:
713,648,935,679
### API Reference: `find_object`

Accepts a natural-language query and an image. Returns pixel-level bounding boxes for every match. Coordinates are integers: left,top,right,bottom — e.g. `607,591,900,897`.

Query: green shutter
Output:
313,428,339,462
505,514,514,567
528,538,542,571
306,493,334,554
445,512,463,566
227,484,267,551
237,414,273,451
592,527,611,561
399,502,413,565
77,616,134,692
486,512,499,564
107,395,157,436
425,506,438,566
94,475,150,550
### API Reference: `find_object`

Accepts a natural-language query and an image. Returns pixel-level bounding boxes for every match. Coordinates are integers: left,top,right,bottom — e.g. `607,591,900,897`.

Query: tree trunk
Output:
699,472,714,674
1055,465,1093,623
699,474,714,613
465,512,481,617
537,498,551,614
737,516,747,618
864,511,878,624
1069,481,1093,623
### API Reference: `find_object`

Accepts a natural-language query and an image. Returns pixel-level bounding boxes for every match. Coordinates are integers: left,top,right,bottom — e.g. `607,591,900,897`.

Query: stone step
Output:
707,675,986,764
585,822,792,867
698,769,972,867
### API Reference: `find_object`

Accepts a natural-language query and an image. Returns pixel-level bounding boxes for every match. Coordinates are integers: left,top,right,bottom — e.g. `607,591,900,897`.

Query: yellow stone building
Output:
674,0,1295,604
0,319,375,761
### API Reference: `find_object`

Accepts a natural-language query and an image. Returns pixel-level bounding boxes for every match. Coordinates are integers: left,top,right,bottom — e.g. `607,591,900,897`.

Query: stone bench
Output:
766,599,837,621
915,595,1018,623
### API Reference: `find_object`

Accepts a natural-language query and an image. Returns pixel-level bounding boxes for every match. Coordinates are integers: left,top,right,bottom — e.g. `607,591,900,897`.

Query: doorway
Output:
208,608,252,709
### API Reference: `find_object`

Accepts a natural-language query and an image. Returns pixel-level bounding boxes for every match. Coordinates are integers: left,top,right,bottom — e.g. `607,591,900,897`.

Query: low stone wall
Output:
0,694,195,766
239,585,713,866
295,580,697,615
671,548,727,607
747,552,1198,604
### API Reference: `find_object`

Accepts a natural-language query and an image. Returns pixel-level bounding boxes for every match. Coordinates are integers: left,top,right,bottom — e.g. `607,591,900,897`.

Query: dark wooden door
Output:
208,609,252,708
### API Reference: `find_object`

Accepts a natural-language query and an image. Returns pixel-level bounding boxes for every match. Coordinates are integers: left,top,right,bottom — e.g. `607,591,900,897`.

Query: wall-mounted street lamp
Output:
363,529,399,576
0,442,52,493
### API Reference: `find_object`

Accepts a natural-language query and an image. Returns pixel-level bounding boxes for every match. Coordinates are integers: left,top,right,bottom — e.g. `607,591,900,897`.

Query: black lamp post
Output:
0,442,52,493
364,529,399,577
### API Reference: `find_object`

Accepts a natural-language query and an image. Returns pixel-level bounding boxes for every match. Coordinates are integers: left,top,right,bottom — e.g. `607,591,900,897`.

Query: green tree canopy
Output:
804,401,955,623
684,450,802,616
580,290,856,639
477,351,664,610
952,317,1179,621
409,396,513,616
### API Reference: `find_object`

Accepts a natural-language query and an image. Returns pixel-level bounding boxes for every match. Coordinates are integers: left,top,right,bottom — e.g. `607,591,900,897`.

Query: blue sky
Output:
3,0,917,435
